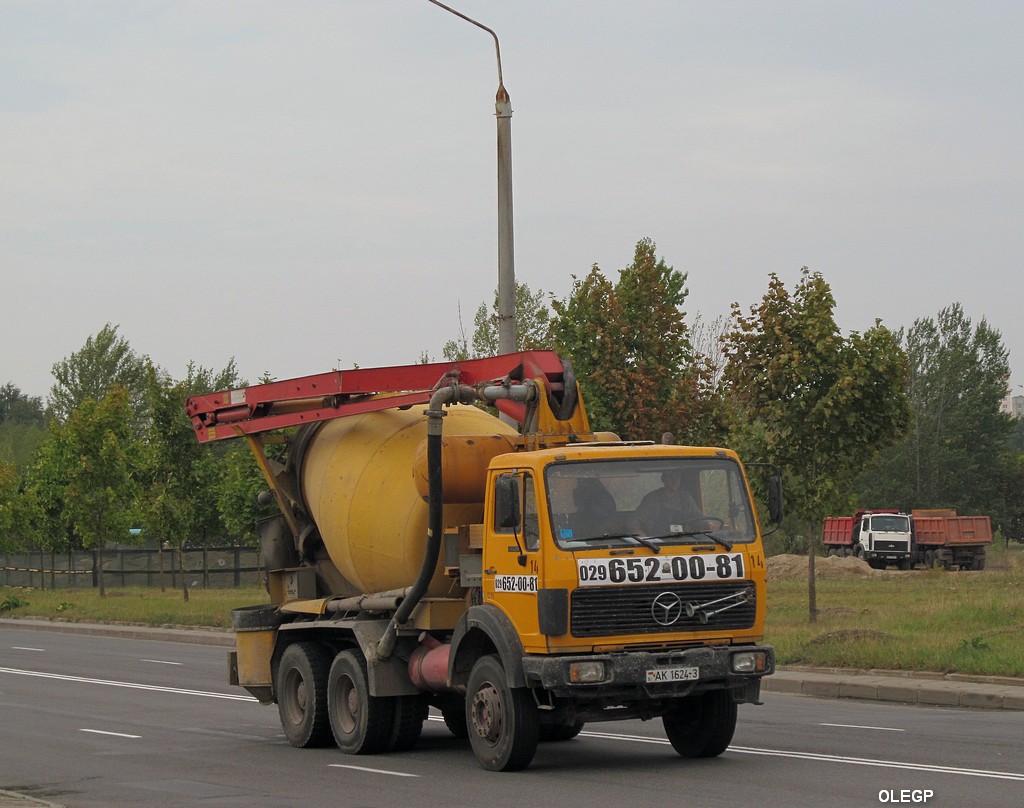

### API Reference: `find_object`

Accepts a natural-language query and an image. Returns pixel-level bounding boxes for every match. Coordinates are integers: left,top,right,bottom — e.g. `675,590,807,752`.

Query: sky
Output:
3,1,1022,402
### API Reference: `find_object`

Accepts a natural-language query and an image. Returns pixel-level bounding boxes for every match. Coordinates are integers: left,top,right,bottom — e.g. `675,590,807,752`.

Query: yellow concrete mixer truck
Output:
185,350,780,771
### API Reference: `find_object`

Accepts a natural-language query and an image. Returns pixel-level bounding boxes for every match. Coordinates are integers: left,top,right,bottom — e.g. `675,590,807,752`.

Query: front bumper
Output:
521,644,774,703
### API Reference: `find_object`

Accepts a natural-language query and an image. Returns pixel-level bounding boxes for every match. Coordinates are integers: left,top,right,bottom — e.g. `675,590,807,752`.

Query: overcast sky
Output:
4,1,1022,402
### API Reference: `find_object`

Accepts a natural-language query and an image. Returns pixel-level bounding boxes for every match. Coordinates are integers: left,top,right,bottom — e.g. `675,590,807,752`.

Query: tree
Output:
139,363,242,599
855,304,1013,516
442,282,551,361
0,461,43,553
34,387,140,597
550,238,706,441
723,269,909,621
49,324,150,426
0,383,46,472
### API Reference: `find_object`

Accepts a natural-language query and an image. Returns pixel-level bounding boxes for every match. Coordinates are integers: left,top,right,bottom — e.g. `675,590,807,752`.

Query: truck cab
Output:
853,510,913,569
454,443,772,735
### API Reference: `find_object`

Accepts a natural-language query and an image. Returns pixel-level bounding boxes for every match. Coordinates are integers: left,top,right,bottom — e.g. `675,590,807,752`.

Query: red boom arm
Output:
185,350,569,443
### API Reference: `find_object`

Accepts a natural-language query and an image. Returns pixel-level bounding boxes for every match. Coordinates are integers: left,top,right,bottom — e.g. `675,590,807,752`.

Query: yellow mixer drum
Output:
299,405,517,596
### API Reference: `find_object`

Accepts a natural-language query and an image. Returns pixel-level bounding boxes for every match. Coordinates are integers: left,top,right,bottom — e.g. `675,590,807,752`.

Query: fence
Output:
1,547,263,590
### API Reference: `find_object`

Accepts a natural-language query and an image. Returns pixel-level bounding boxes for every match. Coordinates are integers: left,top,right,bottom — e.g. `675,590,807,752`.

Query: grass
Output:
0,586,266,629
2,544,1022,678
765,542,1024,677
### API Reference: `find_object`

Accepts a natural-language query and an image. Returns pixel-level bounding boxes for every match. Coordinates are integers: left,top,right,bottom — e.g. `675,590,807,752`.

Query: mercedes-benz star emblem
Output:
651,592,683,626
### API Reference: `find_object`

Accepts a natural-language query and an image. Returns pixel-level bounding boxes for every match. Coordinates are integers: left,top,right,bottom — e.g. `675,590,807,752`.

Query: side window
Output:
492,473,539,552
522,475,539,551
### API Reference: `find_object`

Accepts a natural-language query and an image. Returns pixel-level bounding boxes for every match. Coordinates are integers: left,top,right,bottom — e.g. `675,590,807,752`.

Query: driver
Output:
632,469,702,535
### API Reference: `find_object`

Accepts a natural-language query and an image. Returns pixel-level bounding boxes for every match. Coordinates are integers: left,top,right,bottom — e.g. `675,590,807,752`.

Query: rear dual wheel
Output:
277,642,334,748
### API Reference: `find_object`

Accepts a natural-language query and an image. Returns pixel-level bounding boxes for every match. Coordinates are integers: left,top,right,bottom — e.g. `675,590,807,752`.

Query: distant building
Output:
1001,393,1024,418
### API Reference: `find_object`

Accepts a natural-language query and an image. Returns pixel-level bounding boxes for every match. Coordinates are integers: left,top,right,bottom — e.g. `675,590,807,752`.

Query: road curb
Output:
764,666,1024,710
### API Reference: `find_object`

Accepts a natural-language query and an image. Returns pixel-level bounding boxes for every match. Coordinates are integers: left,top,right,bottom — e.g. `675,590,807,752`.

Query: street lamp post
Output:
428,1,516,356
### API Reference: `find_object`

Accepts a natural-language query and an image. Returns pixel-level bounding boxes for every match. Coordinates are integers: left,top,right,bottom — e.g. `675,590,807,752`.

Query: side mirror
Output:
768,475,784,525
495,474,521,529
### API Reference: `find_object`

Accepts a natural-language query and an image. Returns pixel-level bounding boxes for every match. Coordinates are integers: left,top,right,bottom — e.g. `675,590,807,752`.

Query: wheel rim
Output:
282,668,307,726
334,674,358,735
470,681,503,745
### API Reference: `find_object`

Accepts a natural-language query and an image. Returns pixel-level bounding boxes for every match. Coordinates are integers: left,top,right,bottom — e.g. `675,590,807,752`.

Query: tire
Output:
924,550,936,569
853,544,864,559
438,694,468,739
328,649,395,755
466,654,539,772
663,690,737,758
389,694,429,752
276,642,333,748
540,722,585,742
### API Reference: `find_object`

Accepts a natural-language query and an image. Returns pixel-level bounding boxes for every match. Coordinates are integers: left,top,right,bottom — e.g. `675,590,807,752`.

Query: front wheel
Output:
466,655,539,772
663,690,737,758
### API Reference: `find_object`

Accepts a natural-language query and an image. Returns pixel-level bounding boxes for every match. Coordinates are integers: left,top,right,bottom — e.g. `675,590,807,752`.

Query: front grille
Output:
570,582,756,638
873,540,909,552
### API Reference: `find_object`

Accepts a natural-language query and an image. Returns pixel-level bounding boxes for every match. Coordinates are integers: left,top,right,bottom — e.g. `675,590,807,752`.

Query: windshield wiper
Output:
646,530,735,551
578,533,662,553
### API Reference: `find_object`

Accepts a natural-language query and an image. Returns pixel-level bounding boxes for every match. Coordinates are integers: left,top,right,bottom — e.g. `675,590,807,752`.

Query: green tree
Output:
550,238,705,441
0,383,46,471
723,269,909,621
34,387,140,596
442,282,551,361
49,324,150,427
0,461,43,553
856,304,1013,515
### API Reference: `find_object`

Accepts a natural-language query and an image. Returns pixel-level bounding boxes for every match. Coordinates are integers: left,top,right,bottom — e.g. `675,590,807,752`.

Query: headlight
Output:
568,661,607,683
731,651,768,674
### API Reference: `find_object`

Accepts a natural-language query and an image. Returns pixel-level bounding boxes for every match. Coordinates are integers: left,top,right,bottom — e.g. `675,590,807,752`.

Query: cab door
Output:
483,470,545,650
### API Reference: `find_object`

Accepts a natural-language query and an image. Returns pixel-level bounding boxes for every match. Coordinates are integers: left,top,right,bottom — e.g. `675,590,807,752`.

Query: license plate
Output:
646,666,699,683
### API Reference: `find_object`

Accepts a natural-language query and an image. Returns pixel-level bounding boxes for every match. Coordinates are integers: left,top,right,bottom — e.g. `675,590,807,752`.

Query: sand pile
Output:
767,553,883,581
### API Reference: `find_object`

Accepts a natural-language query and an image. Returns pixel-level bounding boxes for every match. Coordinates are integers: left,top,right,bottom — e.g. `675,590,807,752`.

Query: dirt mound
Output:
767,553,882,581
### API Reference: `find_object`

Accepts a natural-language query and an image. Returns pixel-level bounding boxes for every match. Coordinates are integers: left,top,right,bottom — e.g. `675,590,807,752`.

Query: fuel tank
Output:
297,406,518,596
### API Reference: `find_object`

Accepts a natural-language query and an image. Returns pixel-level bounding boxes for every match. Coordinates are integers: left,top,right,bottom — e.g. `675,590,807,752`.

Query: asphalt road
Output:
1,626,1022,808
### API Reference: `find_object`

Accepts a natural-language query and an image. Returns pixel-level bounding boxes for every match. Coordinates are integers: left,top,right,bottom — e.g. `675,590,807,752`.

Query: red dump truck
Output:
910,510,992,571
822,509,992,571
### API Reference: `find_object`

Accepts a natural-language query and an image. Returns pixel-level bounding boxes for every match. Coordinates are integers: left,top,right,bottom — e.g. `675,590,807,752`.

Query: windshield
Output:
869,514,910,533
545,457,757,550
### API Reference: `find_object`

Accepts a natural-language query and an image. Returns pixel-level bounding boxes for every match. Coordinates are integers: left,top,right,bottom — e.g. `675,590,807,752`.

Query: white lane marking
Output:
436,717,1023,781
329,764,419,778
12,647,46,652
80,728,141,739
730,746,1024,782
0,667,254,701
140,659,184,666
819,722,905,732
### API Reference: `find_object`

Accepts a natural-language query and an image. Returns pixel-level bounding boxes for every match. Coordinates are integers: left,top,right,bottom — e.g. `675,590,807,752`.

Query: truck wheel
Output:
924,550,936,569
438,694,468,738
539,722,585,742
276,642,333,748
663,690,737,758
328,649,395,754
388,694,429,752
853,544,864,559
466,654,539,772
